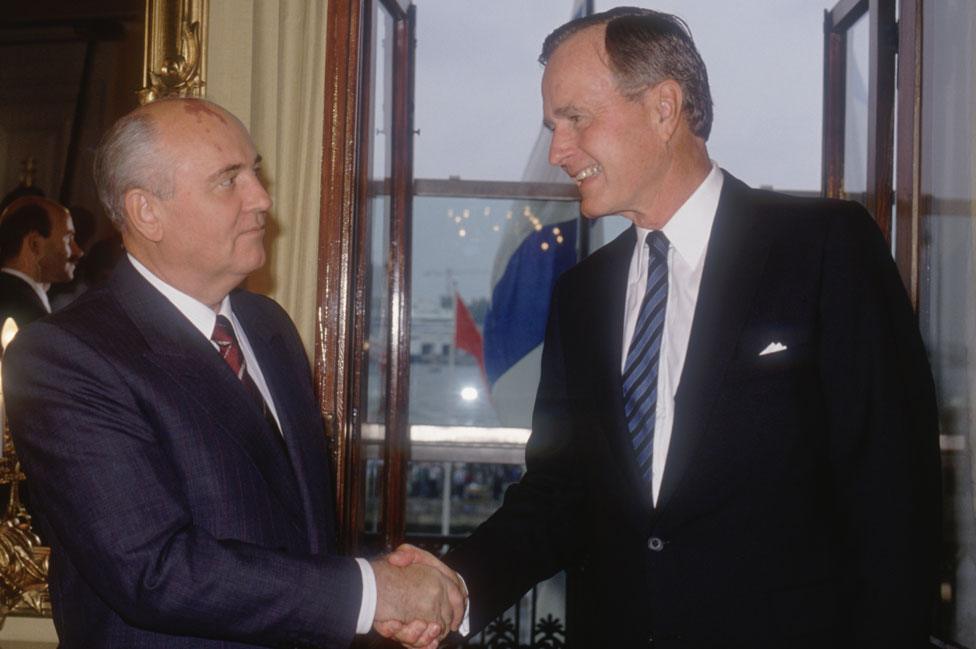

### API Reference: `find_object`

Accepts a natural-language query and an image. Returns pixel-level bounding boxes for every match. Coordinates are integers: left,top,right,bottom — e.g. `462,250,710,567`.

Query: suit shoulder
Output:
230,290,293,325
744,187,883,246
7,286,132,366
231,290,308,352
748,186,865,220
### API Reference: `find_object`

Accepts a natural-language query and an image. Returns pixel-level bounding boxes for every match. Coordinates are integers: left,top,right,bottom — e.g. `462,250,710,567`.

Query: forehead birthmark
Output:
182,101,227,124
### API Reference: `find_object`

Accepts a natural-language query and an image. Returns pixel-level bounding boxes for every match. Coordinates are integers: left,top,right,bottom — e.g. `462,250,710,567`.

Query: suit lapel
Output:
110,260,307,528
654,172,772,515
232,294,334,552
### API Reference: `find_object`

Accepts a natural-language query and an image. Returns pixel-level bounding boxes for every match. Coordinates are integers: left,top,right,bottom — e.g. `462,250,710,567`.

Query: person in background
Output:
0,196,82,333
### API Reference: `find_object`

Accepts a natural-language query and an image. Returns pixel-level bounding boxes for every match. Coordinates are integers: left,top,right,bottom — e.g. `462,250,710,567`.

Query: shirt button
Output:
648,536,665,551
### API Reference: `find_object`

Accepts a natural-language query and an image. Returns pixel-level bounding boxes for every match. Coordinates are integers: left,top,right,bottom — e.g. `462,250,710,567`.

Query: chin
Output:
580,198,613,220
243,251,266,274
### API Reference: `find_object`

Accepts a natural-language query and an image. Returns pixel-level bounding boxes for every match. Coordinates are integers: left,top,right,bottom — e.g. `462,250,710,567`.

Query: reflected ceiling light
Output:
459,229,467,237
540,242,550,251
460,386,478,401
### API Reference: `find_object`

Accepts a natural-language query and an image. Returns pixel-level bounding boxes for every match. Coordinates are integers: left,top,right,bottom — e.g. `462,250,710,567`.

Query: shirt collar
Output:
634,162,724,269
1,268,51,313
127,253,232,341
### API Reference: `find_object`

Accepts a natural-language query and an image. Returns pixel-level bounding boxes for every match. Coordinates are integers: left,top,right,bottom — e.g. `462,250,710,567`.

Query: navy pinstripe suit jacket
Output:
4,257,361,648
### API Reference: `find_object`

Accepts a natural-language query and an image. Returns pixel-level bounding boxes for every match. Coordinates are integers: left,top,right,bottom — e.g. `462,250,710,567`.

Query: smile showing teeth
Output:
574,165,602,182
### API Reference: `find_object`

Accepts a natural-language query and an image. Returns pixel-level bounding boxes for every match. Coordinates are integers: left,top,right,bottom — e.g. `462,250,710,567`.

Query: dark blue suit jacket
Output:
4,258,361,648
445,172,941,648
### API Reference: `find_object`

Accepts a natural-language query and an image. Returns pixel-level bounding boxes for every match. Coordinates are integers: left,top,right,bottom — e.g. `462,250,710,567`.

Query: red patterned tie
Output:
211,315,275,425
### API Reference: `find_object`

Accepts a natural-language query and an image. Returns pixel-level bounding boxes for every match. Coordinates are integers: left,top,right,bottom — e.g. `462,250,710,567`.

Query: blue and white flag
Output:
483,194,577,387
482,1,587,426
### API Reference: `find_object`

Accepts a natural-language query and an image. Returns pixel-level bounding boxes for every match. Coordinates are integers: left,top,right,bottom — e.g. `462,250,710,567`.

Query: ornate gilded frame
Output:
0,0,210,623
139,0,209,104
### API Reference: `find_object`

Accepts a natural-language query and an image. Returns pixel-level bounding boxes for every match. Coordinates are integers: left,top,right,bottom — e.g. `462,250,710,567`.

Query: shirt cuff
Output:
458,572,470,636
354,558,377,634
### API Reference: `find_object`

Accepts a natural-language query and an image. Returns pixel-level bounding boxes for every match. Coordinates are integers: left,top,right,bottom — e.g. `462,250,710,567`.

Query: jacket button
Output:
648,536,664,551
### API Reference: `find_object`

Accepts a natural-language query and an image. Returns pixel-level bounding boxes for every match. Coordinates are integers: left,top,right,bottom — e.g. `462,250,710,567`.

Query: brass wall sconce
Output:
0,319,50,621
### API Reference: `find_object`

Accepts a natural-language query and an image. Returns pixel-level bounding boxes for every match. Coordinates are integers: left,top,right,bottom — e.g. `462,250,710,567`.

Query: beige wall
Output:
207,0,328,354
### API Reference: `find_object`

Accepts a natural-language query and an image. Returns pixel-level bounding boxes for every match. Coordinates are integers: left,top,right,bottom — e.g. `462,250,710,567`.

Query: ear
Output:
123,189,164,242
647,79,683,141
25,231,44,257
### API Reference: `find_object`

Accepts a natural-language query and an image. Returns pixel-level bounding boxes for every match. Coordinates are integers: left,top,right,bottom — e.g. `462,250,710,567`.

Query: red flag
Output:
454,291,486,380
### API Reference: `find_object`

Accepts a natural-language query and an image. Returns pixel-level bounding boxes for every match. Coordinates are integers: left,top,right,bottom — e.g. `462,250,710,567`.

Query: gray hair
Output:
92,108,174,229
540,6,713,140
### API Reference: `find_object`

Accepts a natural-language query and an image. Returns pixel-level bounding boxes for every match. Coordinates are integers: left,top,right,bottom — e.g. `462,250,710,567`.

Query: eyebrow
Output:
208,155,262,183
552,105,581,118
543,105,583,131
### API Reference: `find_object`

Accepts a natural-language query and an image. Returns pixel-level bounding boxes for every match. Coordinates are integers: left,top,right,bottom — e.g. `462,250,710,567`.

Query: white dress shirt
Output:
621,164,724,504
128,254,377,634
1,267,52,313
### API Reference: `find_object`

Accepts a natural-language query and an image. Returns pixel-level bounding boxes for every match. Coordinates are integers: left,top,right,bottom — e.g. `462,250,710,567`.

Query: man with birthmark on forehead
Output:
386,6,941,649
2,97,465,649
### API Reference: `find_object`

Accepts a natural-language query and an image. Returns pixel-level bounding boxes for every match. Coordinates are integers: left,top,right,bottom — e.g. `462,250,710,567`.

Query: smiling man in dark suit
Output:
390,7,941,649
0,196,82,331
2,98,464,649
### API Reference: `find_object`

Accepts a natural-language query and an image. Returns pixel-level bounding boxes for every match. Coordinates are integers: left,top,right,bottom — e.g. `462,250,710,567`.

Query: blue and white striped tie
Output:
622,231,669,487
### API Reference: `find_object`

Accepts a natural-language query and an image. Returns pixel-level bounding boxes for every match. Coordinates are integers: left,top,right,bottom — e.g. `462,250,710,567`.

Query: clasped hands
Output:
371,544,467,649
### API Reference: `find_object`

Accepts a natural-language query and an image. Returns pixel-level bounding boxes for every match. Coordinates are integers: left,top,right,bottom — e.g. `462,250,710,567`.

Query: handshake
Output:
370,544,467,649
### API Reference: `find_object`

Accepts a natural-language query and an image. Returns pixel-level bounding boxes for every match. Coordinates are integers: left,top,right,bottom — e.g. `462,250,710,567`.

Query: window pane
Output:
411,195,579,429
412,1,575,182
842,12,869,205
406,3,580,637
919,1,976,645
362,2,395,535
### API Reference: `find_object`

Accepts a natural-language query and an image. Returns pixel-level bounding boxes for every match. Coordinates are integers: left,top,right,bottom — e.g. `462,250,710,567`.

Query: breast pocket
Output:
725,323,816,381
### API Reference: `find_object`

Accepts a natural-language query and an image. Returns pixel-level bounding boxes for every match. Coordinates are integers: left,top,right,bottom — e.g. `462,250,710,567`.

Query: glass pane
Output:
919,1,976,645
362,2,395,535
412,1,575,182
408,3,581,637
405,462,524,535
411,195,579,430
843,12,869,205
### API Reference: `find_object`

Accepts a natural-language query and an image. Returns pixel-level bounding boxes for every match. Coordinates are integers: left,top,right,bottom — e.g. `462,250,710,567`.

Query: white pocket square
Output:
759,342,787,356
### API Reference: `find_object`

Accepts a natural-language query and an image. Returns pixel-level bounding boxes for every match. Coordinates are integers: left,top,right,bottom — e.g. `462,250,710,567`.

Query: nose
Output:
69,238,83,262
247,174,273,213
547,126,571,168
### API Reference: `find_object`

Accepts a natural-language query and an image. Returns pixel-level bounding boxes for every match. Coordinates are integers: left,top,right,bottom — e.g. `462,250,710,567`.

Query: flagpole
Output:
449,278,457,396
